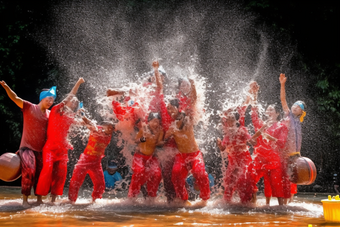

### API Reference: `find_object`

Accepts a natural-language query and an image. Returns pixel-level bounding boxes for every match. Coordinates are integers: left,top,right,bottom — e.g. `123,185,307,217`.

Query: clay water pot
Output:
0,153,21,182
289,156,317,185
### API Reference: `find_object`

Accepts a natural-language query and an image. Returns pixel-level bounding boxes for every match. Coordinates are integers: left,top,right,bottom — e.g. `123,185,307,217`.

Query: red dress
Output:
221,106,255,203
251,107,289,198
68,126,112,202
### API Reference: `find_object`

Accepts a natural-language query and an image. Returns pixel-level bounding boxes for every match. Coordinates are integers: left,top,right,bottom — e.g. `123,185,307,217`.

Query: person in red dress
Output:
68,120,115,203
1,80,55,207
249,82,289,205
36,78,85,203
217,104,256,204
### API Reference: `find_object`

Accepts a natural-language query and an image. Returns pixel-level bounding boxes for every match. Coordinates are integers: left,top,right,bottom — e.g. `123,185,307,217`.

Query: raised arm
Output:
188,79,197,106
81,116,97,132
63,77,85,103
106,89,125,97
153,60,163,94
0,81,24,108
279,73,290,114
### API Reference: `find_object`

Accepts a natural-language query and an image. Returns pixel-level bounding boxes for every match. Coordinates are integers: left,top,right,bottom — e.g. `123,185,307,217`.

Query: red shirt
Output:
112,100,139,122
83,126,112,157
20,101,50,152
251,107,288,157
159,93,177,147
43,102,75,154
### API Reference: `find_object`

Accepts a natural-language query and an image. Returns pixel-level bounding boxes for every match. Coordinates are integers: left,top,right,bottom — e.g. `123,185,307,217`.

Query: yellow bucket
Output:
321,199,340,222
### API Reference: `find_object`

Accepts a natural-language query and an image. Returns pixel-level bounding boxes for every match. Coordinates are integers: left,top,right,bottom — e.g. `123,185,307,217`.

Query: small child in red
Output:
68,120,115,203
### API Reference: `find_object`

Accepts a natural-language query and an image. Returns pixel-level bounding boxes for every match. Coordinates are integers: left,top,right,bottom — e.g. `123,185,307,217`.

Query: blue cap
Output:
108,160,118,168
40,86,57,102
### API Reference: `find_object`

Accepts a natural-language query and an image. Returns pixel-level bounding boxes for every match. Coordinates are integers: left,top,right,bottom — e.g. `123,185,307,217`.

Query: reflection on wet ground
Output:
0,186,337,227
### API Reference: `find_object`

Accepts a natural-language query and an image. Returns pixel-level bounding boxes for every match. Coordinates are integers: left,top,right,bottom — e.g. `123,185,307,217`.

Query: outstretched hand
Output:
249,81,259,94
78,77,85,84
0,80,7,88
152,60,159,69
279,73,286,84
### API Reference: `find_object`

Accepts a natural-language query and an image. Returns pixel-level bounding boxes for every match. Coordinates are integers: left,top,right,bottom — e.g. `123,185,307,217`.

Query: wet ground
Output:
0,186,338,227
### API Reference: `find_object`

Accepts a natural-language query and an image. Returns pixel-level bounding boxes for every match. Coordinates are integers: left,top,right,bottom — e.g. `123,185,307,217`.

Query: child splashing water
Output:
0,81,55,207
152,60,178,203
249,82,289,205
279,73,307,204
128,113,164,201
36,78,85,203
68,120,116,203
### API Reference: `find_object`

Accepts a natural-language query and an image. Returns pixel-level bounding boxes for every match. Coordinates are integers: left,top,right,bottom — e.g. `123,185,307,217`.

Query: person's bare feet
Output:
22,200,31,208
51,195,57,203
22,195,31,208
171,198,191,207
195,200,208,207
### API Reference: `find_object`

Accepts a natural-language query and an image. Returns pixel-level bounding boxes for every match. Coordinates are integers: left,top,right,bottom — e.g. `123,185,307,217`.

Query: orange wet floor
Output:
0,187,334,227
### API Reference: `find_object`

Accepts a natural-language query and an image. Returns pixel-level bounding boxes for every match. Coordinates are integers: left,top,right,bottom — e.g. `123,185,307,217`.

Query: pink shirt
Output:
20,101,50,152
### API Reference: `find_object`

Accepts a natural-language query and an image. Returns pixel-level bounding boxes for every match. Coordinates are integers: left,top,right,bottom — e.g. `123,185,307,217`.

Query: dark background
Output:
0,0,339,192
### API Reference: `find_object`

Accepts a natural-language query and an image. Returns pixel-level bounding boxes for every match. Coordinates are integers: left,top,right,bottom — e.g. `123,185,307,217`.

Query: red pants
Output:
254,169,284,198
253,149,284,198
18,148,43,196
171,151,210,201
157,146,177,202
36,149,68,196
128,152,162,198
224,151,255,203
68,154,105,202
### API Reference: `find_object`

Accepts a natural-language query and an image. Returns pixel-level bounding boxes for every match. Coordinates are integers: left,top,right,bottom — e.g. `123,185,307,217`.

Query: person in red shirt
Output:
36,78,85,203
0,81,55,207
248,82,289,205
217,105,256,204
68,120,115,203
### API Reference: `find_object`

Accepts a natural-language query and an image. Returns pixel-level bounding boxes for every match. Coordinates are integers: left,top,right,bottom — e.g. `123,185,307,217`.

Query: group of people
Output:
0,60,306,207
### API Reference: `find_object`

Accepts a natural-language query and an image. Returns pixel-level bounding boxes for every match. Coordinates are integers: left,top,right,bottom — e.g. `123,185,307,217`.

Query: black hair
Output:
266,104,282,121
169,99,180,109
148,112,161,122
223,108,240,127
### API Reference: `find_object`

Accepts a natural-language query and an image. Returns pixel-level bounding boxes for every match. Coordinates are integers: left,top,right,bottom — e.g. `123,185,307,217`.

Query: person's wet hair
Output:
169,99,180,109
223,108,240,127
101,121,115,129
266,104,282,121
148,112,161,122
